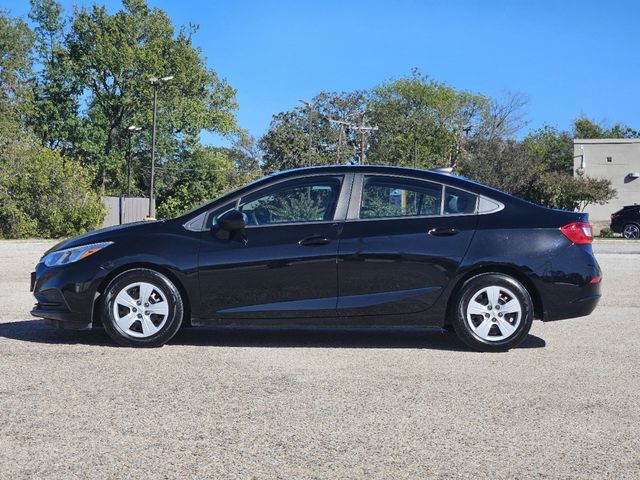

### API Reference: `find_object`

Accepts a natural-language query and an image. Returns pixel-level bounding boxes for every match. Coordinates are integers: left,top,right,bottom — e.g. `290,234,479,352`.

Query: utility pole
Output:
329,114,378,165
126,125,142,197
329,118,350,164
148,75,173,218
299,99,313,167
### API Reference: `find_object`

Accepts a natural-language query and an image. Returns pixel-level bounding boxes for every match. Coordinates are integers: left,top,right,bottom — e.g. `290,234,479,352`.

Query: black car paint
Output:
31,165,601,330
610,205,640,234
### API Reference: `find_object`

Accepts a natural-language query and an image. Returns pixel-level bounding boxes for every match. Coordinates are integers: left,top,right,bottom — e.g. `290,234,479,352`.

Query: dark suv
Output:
611,205,640,238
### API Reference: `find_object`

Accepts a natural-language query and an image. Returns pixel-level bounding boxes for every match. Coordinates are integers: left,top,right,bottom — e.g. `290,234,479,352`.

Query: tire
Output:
451,273,534,352
622,223,640,239
101,268,183,347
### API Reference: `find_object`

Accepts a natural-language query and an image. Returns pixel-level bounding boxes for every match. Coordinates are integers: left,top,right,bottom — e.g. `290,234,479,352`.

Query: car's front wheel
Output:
101,268,183,347
451,273,534,352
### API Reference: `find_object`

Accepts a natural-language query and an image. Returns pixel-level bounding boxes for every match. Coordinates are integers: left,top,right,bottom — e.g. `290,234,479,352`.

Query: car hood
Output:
44,220,163,255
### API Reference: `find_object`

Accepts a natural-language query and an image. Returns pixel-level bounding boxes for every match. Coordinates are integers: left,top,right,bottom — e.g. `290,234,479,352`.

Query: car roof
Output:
268,165,509,198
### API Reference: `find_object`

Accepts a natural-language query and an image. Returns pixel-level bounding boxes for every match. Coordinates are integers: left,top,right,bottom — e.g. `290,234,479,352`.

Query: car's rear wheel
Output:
101,268,183,347
623,223,640,239
451,273,533,352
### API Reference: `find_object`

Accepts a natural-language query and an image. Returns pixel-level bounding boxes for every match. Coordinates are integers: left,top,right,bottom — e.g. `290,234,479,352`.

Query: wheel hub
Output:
466,285,522,342
112,281,169,338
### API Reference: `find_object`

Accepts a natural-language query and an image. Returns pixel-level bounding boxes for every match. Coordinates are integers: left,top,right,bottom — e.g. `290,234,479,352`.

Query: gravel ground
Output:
0,240,638,479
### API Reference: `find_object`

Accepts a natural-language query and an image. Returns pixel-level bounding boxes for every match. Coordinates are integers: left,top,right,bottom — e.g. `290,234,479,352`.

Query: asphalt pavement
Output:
0,239,638,479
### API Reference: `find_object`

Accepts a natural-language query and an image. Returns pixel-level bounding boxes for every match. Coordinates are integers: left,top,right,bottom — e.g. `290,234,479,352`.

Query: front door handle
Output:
428,227,459,237
299,235,332,246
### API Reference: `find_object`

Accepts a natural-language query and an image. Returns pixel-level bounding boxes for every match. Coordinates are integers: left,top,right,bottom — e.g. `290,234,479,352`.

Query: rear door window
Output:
444,187,478,215
360,176,443,219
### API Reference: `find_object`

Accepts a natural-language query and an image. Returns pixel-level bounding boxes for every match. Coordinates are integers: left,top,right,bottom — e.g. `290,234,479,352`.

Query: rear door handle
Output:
428,227,459,237
299,235,332,246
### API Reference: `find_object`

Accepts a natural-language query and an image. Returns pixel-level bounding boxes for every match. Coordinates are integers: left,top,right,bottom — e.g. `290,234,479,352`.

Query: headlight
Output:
43,241,114,267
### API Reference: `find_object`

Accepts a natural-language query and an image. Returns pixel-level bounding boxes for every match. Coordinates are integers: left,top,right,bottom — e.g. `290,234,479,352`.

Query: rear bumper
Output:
537,243,602,322
542,293,600,322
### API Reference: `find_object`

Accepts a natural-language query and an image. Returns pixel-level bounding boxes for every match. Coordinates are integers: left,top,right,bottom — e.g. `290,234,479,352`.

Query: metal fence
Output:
102,196,155,227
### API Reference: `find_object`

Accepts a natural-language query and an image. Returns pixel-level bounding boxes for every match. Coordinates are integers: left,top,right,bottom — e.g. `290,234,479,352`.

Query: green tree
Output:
460,137,616,211
523,125,574,173
27,0,239,199
259,91,366,173
155,146,233,218
0,134,104,238
0,11,34,136
368,70,489,169
28,0,81,153
573,117,639,139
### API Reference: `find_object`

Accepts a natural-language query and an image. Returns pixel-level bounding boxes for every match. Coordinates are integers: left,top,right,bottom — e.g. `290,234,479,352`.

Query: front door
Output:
197,175,349,322
337,174,477,319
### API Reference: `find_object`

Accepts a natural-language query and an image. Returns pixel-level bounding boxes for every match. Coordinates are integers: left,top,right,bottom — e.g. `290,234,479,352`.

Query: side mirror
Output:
215,209,247,245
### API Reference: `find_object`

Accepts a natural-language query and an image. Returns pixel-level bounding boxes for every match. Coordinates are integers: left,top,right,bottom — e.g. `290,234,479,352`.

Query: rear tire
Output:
101,268,183,347
623,223,640,239
451,273,533,352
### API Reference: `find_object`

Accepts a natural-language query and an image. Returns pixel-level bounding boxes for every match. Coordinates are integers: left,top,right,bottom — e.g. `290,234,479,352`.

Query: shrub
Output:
0,138,105,238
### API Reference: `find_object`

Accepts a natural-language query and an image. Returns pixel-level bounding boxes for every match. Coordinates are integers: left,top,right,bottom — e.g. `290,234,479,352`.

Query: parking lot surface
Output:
0,240,638,479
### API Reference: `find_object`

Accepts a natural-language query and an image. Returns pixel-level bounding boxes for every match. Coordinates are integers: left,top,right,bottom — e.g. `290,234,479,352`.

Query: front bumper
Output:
30,258,106,330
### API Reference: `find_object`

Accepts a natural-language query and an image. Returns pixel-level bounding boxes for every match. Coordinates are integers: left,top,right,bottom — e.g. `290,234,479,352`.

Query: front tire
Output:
451,273,533,352
101,268,183,347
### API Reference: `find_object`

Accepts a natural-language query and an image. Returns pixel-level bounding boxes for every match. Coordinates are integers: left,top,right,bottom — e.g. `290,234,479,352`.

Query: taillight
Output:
611,212,620,219
560,222,593,244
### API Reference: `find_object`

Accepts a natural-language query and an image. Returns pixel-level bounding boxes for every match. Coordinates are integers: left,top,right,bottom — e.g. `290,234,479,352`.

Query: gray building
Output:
573,138,640,223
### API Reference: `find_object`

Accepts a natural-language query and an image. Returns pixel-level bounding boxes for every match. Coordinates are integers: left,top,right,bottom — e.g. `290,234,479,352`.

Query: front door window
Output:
239,177,343,226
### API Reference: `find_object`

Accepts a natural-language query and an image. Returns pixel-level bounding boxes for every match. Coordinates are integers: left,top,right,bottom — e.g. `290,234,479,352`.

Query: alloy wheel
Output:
623,224,640,239
466,285,522,342
112,282,169,338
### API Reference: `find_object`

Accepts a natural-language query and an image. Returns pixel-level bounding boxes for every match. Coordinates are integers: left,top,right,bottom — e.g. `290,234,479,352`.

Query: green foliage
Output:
0,12,35,128
523,125,574,173
459,138,617,211
0,135,105,238
155,146,233,218
599,227,613,238
368,70,489,169
534,172,616,212
269,191,325,223
573,117,640,139
26,0,239,198
259,91,367,173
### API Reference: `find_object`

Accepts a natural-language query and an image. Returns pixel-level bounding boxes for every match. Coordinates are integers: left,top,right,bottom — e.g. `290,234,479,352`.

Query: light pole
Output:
148,75,173,218
299,99,313,167
126,125,142,197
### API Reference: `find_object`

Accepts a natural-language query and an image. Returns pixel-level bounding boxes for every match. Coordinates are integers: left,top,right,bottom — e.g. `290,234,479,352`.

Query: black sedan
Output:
610,204,640,238
31,166,602,351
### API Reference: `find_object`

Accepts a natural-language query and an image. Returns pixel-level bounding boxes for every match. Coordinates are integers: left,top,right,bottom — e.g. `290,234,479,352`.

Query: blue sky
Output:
5,0,640,145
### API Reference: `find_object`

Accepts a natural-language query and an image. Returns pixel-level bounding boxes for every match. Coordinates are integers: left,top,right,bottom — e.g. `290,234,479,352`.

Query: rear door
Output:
336,174,477,318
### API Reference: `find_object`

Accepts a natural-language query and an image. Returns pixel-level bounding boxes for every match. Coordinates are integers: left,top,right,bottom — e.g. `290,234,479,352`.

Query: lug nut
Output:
495,305,500,310
137,301,141,306
137,313,142,318
487,306,492,310
484,313,490,318
144,303,149,307
498,312,503,317
132,307,137,312
145,311,150,316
